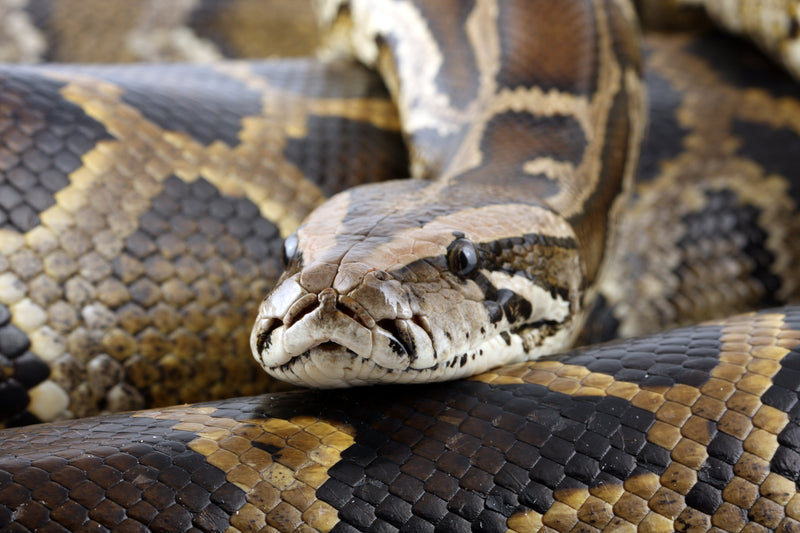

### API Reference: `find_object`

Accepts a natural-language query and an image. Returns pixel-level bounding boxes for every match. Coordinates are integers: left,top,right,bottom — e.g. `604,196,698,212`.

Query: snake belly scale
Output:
1,0,800,532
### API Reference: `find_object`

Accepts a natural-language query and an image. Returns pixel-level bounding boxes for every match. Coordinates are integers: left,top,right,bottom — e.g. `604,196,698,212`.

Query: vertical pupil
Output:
459,248,471,269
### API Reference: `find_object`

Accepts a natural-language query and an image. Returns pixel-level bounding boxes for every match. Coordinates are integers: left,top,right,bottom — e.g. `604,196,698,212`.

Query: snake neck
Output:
251,0,646,386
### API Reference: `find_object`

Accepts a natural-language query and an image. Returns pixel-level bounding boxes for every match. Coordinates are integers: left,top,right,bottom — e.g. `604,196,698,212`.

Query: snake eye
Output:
281,233,299,268
447,238,479,277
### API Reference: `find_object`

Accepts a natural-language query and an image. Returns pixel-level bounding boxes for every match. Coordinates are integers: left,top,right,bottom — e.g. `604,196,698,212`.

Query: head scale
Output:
251,180,585,387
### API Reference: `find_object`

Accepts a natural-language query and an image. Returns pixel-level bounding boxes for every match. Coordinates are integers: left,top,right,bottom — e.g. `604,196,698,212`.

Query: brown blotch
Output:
411,0,479,108
495,0,598,94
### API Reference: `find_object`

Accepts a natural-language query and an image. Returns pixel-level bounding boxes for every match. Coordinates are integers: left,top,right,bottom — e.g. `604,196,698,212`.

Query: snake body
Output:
2,0,800,531
4,307,800,532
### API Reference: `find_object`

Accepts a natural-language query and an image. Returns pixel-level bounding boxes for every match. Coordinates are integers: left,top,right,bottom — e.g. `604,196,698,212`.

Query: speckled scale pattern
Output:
0,414,245,532
49,63,265,147
676,189,781,303
91,174,282,409
0,59,406,425
0,66,111,233
3,306,800,532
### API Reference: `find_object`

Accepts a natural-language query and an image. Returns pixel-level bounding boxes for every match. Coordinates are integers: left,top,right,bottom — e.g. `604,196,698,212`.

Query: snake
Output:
2,0,800,531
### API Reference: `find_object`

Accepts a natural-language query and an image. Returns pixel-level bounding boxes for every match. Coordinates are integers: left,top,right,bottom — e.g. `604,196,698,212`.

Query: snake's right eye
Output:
281,233,299,268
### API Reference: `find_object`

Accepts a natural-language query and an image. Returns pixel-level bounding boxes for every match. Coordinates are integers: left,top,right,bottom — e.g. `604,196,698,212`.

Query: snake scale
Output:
1,0,800,531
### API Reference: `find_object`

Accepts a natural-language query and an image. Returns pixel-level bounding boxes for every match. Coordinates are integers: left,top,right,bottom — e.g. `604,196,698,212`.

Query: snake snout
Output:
252,270,443,382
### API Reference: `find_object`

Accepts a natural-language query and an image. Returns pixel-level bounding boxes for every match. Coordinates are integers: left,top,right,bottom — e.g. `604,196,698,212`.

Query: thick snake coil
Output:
1,0,800,531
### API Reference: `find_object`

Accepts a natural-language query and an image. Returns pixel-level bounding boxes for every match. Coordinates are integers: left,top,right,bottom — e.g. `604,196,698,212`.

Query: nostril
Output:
412,314,433,338
377,318,414,356
284,293,319,328
377,318,399,338
338,295,376,329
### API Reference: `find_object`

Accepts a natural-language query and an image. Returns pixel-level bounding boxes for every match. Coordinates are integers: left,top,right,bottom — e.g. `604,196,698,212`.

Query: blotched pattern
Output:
0,66,110,233
0,59,406,424
2,307,800,531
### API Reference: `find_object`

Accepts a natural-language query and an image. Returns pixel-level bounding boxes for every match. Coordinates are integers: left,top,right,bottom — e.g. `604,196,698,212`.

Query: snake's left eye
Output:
281,233,299,268
447,238,479,277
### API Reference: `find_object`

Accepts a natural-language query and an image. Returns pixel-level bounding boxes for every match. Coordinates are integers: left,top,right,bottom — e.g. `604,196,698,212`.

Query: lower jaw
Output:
266,344,520,388
264,322,574,387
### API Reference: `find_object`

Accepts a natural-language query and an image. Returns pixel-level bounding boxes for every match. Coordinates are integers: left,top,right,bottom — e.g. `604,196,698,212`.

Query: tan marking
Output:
695,0,800,79
337,0,478,138
489,311,800,530
751,496,786,529
762,472,796,506
680,416,716,445
787,493,800,520
138,405,354,532
656,400,691,426
712,500,748,531
661,462,697,496
718,409,755,440
213,62,402,133
506,478,650,532
522,158,580,186
613,491,650,525
578,495,616,529
0,0,45,62
506,509,543,532
49,69,326,237
735,451,772,485
649,486,685,520
691,394,726,422
126,0,222,62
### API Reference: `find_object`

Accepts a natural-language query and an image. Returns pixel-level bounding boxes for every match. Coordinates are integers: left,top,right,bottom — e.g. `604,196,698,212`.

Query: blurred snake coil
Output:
1,0,800,531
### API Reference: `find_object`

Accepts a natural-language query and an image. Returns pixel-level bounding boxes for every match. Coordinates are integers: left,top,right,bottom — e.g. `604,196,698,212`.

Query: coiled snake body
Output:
1,0,800,531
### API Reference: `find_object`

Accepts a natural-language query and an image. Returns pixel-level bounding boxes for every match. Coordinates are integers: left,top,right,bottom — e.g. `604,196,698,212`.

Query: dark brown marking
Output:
638,68,688,182
456,111,586,198
495,0,598,94
52,63,262,147
409,0,479,108
0,66,111,233
568,78,631,283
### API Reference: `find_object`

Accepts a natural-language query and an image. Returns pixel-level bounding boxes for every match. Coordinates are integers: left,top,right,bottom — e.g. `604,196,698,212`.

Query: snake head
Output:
251,180,585,387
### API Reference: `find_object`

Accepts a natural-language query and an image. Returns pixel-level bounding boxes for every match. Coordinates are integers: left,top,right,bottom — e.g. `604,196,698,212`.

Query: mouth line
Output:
258,313,565,372
271,346,440,382
256,302,441,362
